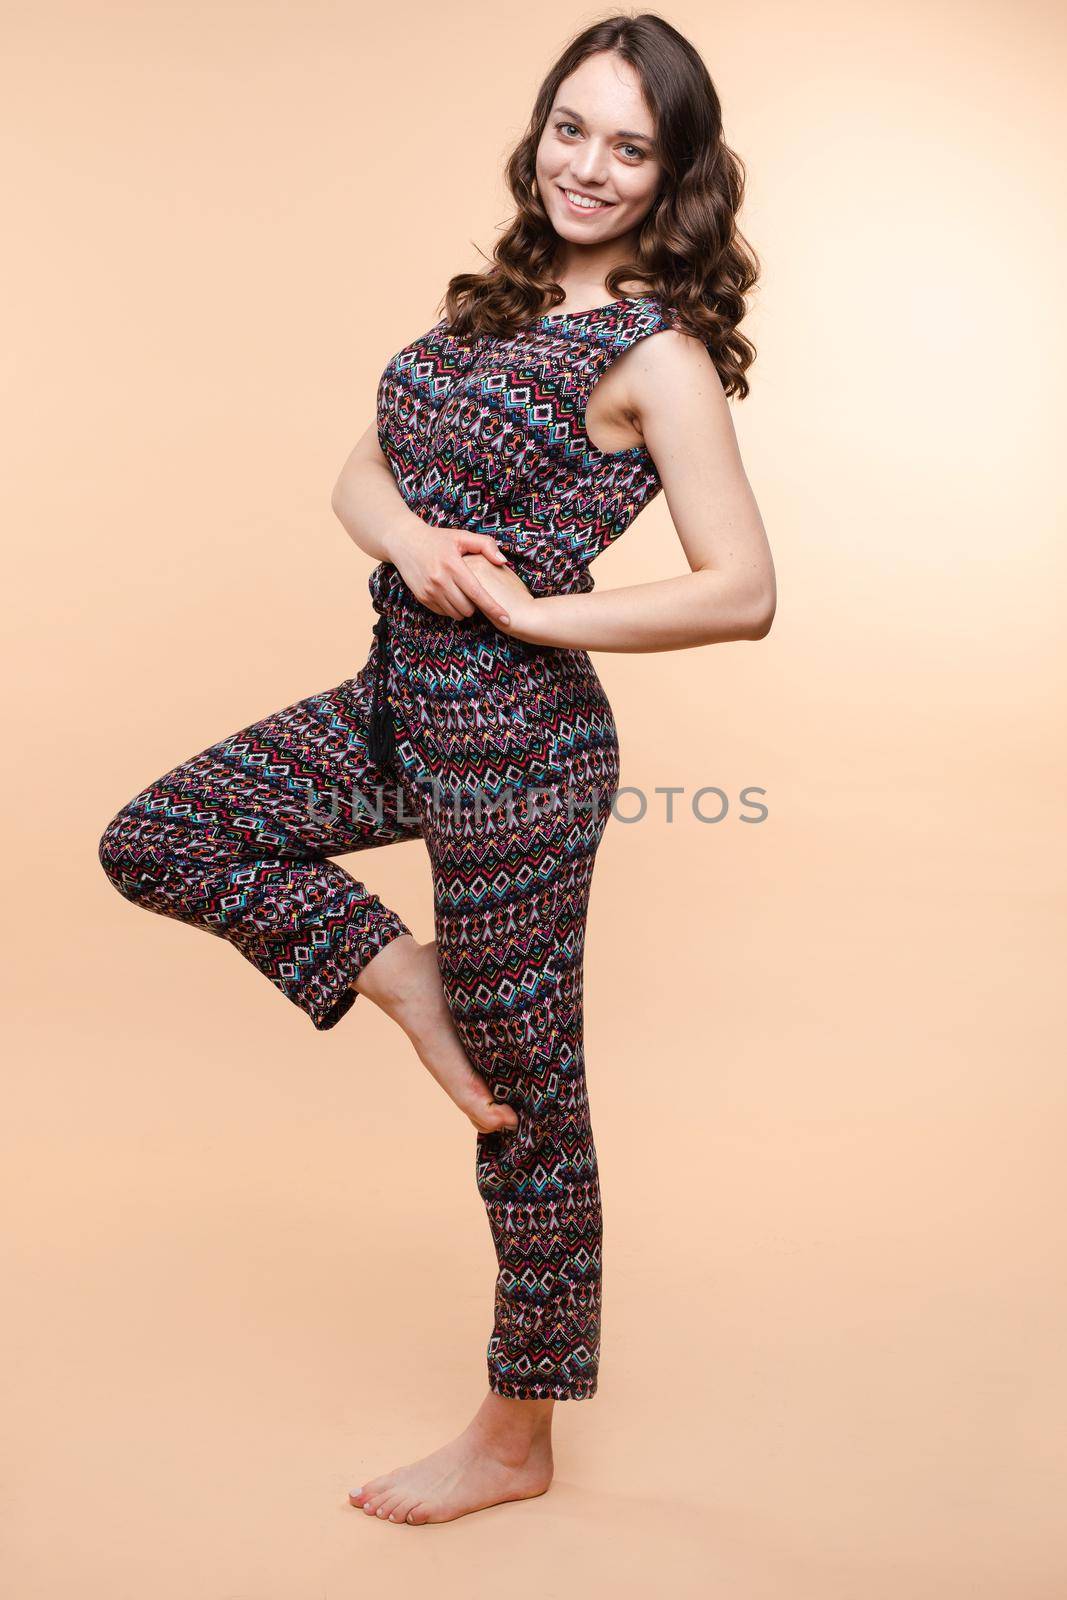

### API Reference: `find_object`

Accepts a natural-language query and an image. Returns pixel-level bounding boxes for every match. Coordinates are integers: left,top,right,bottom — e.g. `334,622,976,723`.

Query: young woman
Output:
98,14,775,1525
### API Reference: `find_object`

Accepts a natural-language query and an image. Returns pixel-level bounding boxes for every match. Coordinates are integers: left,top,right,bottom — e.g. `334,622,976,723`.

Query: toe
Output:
390,1494,419,1524
472,1101,519,1134
359,1475,394,1511
407,1503,430,1524
379,1489,408,1521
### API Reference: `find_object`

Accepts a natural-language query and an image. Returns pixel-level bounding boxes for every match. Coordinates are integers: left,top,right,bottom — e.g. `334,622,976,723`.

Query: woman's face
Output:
534,51,663,250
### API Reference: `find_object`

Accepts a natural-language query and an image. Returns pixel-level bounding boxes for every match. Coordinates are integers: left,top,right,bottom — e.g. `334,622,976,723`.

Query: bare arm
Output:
331,422,425,565
331,423,513,625
463,328,777,652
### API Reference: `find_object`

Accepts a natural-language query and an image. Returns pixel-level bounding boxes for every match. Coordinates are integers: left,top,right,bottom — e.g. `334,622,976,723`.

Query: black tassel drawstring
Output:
367,614,397,771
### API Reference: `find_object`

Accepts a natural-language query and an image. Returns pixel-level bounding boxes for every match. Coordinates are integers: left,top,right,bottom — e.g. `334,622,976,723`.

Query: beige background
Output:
3,1,1065,1595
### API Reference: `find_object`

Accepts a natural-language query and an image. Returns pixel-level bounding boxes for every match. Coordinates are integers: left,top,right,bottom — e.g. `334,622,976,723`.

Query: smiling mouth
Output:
558,185,615,212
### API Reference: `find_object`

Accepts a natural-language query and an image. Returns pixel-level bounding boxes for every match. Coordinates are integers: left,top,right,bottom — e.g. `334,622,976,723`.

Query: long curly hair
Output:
439,12,760,399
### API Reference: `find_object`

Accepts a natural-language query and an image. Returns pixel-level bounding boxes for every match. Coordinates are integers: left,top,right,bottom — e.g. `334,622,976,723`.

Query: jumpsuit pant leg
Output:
99,596,621,1399
97,634,422,1031
386,602,621,1400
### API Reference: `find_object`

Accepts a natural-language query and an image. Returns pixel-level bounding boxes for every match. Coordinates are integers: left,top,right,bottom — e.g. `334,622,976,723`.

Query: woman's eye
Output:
555,122,645,162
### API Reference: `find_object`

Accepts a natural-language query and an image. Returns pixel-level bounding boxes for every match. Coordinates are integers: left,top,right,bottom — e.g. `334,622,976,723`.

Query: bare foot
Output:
348,1393,554,1525
353,936,519,1135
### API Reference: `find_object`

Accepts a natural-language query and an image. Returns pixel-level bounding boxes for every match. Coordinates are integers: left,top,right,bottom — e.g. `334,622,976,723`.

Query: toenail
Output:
377,1509,385,1517
388,1514,396,1521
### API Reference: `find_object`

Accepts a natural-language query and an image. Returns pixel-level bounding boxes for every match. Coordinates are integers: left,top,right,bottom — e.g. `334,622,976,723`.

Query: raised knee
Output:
97,807,142,901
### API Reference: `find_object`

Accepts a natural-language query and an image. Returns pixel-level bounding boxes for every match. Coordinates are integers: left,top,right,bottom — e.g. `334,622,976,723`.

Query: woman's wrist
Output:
508,595,559,647
379,511,424,566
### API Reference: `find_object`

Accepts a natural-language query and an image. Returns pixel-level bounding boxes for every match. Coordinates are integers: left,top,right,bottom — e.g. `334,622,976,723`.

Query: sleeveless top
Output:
369,294,689,614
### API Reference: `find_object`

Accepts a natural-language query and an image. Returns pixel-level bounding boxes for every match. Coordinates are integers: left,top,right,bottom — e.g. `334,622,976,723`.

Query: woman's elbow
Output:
331,480,353,523
749,589,776,639
736,577,776,641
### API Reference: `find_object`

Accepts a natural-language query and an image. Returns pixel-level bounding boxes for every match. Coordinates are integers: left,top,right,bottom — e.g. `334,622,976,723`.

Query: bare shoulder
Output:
626,320,725,402
610,319,733,460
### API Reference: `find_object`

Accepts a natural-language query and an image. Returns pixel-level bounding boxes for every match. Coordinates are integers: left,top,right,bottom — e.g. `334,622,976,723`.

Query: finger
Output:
457,572,511,627
421,585,464,620
437,578,476,619
457,532,509,566
476,537,510,566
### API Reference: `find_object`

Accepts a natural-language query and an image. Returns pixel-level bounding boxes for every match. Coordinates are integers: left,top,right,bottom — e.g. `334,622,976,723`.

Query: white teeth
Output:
563,188,609,210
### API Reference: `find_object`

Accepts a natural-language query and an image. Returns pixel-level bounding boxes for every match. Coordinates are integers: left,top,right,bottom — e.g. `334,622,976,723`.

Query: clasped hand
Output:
388,521,538,637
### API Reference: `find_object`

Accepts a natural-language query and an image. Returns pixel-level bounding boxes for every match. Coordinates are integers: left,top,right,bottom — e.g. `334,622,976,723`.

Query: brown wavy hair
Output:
439,12,760,398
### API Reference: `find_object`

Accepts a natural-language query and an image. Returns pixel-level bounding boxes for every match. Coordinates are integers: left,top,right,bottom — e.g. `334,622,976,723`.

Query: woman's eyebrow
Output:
553,104,656,142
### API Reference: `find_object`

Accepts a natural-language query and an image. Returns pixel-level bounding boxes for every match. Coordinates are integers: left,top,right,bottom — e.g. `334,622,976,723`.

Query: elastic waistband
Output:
366,591,510,772
378,591,509,654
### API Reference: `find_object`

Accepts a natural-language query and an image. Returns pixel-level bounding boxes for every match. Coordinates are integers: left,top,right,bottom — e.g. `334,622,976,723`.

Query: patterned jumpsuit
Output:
98,294,685,1400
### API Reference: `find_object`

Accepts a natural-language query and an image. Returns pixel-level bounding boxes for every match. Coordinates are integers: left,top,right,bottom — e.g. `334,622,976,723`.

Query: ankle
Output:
468,1395,554,1464
469,1421,553,1469
352,933,424,1011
